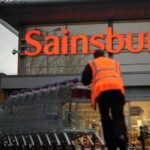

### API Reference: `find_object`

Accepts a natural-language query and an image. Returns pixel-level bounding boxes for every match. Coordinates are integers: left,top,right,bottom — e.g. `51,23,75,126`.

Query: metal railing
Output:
0,130,105,150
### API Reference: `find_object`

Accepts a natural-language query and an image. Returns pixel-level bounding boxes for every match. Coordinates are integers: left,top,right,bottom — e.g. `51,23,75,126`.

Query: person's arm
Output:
81,64,92,86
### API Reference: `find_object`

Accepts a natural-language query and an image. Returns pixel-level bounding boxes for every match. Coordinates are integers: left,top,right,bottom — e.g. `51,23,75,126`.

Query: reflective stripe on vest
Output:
95,75,120,83
90,60,119,80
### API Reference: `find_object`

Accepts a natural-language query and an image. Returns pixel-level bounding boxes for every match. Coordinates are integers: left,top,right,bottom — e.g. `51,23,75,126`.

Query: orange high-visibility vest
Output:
88,57,125,108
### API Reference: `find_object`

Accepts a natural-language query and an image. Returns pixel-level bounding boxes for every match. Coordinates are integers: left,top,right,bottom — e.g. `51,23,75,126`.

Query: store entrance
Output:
129,101,150,148
63,101,150,148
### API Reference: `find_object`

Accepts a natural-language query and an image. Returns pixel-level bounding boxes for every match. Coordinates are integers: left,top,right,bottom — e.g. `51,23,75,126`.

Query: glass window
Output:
21,22,107,75
129,101,150,147
20,20,150,75
62,100,150,148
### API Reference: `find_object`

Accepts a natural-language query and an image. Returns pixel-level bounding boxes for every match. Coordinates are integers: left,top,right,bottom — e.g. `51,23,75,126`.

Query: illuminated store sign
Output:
24,27,150,56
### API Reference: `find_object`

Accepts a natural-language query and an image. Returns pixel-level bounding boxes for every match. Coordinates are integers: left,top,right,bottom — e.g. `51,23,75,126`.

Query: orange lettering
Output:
106,27,124,54
90,34,104,52
71,35,88,54
24,27,149,56
126,32,144,53
147,32,150,52
61,29,69,54
24,30,42,56
43,36,59,55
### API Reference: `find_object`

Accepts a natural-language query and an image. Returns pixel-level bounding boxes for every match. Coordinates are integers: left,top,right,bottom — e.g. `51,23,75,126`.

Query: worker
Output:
81,49,127,150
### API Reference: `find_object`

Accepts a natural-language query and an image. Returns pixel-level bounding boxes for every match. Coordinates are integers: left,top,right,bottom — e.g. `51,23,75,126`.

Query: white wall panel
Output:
113,20,150,73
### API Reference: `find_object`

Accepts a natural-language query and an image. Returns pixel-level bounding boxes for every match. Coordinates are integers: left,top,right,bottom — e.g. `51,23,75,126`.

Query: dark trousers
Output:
97,90,127,150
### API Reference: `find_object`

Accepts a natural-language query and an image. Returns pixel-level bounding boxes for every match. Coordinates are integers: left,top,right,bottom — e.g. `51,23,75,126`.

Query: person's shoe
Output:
117,134,128,150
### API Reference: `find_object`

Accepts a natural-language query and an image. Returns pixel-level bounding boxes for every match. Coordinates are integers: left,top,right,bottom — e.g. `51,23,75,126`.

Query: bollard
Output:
64,132,72,150
45,133,55,150
29,134,35,147
54,133,61,146
78,138,85,150
71,141,76,150
14,135,20,150
45,133,52,146
7,135,13,147
21,135,27,147
87,135,95,150
54,132,61,150
37,134,43,146
94,133,105,150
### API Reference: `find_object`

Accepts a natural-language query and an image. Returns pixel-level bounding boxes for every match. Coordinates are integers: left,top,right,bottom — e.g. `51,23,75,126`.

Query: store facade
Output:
19,20,150,146
1,0,150,147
